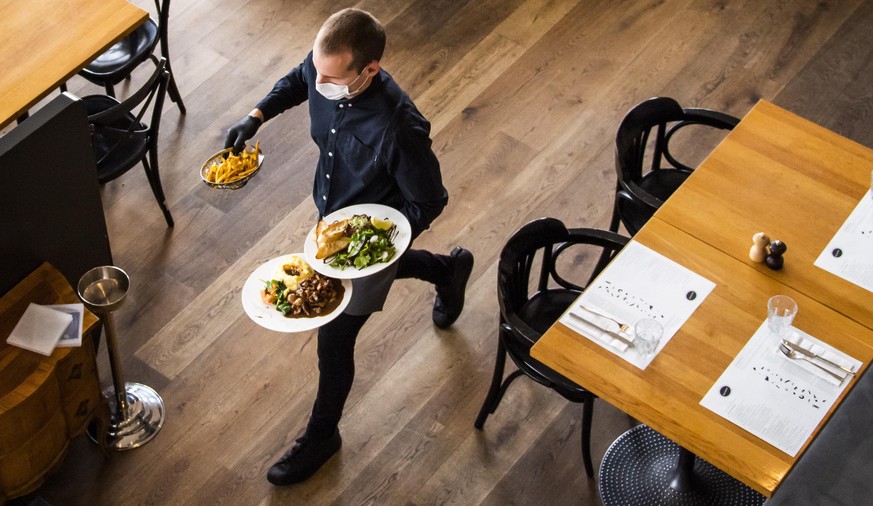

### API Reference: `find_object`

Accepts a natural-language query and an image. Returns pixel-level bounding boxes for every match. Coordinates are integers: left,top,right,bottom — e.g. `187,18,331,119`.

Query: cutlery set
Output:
778,339,855,382
571,305,635,348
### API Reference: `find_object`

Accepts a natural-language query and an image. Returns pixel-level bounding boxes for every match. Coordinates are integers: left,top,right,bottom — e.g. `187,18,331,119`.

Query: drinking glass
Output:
767,295,798,336
634,318,664,358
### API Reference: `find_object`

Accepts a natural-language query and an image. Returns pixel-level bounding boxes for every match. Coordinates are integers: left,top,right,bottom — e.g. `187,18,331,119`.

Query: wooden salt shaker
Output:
749,232,770,262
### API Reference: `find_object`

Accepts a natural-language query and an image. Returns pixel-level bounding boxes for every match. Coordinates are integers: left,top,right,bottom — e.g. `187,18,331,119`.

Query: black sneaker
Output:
432,247,474,328
266,430,342,486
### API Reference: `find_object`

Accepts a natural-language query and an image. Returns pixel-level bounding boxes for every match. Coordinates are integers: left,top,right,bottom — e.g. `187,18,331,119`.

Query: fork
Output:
778,343,845,382
780,339,855,376
578,305,631,334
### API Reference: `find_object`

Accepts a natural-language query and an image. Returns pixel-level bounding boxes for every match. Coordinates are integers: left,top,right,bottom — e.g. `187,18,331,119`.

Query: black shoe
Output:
267,430,342,486
433,247,474,328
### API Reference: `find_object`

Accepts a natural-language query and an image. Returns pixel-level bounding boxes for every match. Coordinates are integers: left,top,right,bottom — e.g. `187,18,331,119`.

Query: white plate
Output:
241,254,352,332
303,203,412,279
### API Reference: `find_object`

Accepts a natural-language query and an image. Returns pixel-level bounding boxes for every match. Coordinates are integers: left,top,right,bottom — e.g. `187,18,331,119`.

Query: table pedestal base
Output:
598,425,764,505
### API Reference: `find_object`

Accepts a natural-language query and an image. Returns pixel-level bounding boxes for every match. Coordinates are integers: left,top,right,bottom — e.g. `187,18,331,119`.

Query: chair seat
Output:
83,95,148,183
638,169,690,201
518,289,580,335
619,169,691,233
80,19,158,83
514,289,588,395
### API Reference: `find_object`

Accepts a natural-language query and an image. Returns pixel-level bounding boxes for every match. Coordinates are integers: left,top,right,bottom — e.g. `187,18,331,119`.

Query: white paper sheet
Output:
700,322,862,456
559,241,716,369
815,189,873,293
6,303,71,356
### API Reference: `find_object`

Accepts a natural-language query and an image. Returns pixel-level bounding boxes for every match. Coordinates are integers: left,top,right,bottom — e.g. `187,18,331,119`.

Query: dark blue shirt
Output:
256,52,448,238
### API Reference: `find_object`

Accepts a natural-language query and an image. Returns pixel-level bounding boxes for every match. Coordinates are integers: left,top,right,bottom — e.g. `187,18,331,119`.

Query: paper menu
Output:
700,322,861,456
559,241,716,369
49,303,84,348
814,189,873,293
6,303,72,356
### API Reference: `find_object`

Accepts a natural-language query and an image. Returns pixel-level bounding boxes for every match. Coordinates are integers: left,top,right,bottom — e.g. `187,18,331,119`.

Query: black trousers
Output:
305,248,452,438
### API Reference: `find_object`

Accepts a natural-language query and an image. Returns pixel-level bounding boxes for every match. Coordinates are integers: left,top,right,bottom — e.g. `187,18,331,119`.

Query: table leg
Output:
669,447,696,492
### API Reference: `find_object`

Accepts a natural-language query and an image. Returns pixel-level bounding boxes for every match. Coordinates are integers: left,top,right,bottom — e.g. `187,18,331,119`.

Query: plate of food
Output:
303,203,412,279
201,142,264,190
241,253,351,332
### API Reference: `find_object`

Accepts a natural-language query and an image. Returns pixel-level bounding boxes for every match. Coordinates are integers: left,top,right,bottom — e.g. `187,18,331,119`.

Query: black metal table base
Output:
598,425,765,506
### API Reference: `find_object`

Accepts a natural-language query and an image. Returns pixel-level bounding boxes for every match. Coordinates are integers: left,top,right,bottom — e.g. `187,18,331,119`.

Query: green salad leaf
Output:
327,214,396,270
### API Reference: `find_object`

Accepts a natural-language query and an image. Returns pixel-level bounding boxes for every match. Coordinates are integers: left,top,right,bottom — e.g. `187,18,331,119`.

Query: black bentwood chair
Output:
609,97,738,235
84,56,174,227
475,217,629,477
78,0,186,114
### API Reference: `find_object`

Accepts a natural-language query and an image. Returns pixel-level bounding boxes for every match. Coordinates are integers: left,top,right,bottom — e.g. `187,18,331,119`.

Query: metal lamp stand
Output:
78,266,164,450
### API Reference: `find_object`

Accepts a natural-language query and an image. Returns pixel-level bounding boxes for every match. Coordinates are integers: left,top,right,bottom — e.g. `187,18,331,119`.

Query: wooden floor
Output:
16,0,873,504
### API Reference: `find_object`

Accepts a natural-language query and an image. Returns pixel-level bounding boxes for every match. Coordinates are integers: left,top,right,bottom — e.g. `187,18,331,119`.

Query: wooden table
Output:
531,100,873,497
0,0,147,129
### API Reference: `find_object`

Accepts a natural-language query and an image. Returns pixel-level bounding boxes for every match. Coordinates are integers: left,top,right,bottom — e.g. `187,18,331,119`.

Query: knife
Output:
780,339,856,376
568,311,635,348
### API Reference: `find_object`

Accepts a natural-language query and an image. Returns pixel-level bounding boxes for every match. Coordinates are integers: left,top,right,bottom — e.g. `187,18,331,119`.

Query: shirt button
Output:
328,152,333,157
326,174,331,179
322,195,327,201
331,128,336,134
339,104,344,108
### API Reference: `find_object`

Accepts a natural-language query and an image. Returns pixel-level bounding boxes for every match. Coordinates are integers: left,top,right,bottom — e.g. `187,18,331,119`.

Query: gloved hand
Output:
224,115,262,153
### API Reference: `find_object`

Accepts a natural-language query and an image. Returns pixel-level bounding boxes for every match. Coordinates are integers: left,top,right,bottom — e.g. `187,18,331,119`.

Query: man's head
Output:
317,8,385,72
313,8,385,99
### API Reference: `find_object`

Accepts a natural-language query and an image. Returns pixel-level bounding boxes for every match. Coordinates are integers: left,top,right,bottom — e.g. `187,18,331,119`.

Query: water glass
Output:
767,295,798,335
634,318,664,358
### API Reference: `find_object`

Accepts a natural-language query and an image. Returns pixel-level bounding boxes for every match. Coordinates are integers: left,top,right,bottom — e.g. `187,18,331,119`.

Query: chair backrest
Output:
86,56,169,166
613,97,739,232
498,217,629,345
615,97,739,188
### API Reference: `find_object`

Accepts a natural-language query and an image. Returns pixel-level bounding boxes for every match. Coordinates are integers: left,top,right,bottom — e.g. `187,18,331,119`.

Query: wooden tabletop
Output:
656,100,873,329
0,0,147,129
531,100,873,497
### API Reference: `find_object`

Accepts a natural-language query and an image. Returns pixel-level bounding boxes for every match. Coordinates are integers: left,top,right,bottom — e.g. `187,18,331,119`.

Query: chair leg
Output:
475,338,508,429
165,69,186,114
142,149,174,227
104,83,116,98
580,395,595,477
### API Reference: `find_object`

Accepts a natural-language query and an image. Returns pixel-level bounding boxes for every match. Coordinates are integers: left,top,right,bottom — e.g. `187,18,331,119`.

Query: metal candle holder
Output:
77,266,164,450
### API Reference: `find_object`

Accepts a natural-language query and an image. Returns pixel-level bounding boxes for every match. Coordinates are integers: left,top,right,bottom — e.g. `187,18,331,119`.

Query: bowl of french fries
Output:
200,142,263,189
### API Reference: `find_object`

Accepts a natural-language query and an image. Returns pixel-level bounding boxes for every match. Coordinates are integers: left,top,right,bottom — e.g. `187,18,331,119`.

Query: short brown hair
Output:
317,8,386,72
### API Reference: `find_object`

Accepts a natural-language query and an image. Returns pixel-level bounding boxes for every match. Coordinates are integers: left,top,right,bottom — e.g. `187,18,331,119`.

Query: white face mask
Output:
315,68,370,100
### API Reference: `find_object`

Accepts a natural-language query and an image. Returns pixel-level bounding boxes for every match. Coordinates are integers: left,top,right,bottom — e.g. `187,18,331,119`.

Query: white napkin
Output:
780,330,855,385
564,307,631,352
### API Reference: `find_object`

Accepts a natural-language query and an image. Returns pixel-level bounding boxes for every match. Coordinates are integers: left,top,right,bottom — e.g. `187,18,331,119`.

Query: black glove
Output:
224,115,262,153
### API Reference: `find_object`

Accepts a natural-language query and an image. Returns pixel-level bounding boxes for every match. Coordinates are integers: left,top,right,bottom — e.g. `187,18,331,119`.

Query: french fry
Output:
205,144,261,184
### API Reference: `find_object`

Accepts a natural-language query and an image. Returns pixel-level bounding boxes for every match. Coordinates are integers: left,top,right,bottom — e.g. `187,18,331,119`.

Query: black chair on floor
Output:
84,56,174,227
609,97,738,235
475,217,629,477
78,0,186,114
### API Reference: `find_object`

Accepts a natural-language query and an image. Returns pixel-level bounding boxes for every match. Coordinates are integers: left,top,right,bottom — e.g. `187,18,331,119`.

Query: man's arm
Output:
225,56,312,151
388,123,449,239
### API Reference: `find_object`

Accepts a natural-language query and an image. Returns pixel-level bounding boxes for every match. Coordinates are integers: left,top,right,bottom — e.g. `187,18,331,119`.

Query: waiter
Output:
224,8,474,486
